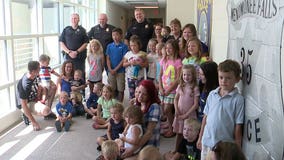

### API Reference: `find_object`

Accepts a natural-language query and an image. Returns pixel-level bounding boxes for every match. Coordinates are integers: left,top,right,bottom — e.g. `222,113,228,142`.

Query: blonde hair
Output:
138,145,163,160
184,118,201,133
60,91,69,99
179,64,198,92
102,85,114,99
88,39,103,57
102,140,119,160
110,102,124,114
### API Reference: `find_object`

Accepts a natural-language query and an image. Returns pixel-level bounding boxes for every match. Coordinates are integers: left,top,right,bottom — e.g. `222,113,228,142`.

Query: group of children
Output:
36,18,245,159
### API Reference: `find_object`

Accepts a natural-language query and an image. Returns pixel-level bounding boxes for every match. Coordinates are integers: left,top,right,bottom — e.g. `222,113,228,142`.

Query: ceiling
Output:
108,0,166,9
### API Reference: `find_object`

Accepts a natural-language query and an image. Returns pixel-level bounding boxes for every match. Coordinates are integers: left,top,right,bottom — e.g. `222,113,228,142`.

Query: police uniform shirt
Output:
59,25,89,53
125,20,154,52
87,24,115,52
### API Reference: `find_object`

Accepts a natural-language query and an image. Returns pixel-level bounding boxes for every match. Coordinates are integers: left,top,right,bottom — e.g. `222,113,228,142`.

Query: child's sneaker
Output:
55,121,62,132
64,120,71,131
22,113,30,125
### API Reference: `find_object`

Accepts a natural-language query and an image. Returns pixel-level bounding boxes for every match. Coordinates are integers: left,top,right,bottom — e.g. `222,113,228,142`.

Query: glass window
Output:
0,1,4,35
0,40,8,84
11,0,38,35
43,36,60,65
63,4,74,27
43,0,59,33
78,7,87,28
13,38,37,80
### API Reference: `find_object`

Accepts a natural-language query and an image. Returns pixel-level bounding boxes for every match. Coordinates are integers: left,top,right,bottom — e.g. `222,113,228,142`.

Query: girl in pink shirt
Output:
159,39,182,138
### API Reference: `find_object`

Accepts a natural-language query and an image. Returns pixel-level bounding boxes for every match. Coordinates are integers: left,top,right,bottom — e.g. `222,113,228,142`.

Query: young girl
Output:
182,37,208,75
155,42,165,89
198,61,218,122
57,60,74,96
123,35,148,99
147,38,158,80
92,85,117,129
116,106,143,157
173,64,200,152
97,103,126,150
159,39,182,138
87,39,105,93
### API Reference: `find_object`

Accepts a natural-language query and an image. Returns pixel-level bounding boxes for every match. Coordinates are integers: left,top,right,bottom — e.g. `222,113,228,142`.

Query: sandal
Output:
163,131,176,138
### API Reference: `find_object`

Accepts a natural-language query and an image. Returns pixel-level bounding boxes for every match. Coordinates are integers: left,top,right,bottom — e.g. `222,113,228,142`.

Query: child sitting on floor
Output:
85,82,104,119
164,118,201,160
92,85,117,129
96,103,126,151
55,91,73,132
96,140,120,160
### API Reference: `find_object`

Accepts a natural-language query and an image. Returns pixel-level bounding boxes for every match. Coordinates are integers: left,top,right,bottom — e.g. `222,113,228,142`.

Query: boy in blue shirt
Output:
55,91,73,132
197,59,245,160
106,28,128,102
85,82,104,119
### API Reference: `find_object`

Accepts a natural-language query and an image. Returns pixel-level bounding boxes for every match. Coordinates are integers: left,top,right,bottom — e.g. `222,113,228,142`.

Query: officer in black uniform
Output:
125,8,154,52
59,13,89,75
87,13,115,53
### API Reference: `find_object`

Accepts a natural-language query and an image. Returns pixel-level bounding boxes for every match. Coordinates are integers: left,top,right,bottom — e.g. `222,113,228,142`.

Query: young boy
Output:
164,118,201,160
96,140,120,160
38,54,60,105
197,59,245,160
55,91,73,132
85,82,104,119
106,28,128,102
138,145,163,160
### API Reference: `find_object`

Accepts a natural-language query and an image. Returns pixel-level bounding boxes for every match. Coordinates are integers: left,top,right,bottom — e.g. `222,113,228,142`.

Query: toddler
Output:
55,91,73,132
116,106,143,157
161,26,174,43
96,140,120,160
38,54,59,104
92,85,117,129
70,91,85,116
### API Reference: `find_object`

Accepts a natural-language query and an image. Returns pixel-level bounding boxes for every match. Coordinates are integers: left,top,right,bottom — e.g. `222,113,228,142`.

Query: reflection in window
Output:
63,4,74,28
12,0,37,35
43,0,59,33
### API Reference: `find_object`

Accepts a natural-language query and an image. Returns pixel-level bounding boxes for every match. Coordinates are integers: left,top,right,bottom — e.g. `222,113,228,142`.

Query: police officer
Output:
88,13,116,53
125,8,154,52
59,13,89,76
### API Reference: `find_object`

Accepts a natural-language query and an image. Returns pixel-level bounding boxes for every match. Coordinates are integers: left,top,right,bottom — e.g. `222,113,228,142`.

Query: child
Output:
55,91,73,132
116,106,143,157
96,140,120,160
70,91,85,116
154,42,165,89
123,35,148,99
138,145,163,160
57,60,74,96
146,38,158,80
164,118,201,160
87,39,104,93
106,28,128,102
198,61,219,122
70,69,87,97
97,103,126,150
161,26,174,43
197,59,244,160
85,82,104,119
173,64,200,152
182,37,208,77
92,85,117,129
159,39,182,138
38,54,60,104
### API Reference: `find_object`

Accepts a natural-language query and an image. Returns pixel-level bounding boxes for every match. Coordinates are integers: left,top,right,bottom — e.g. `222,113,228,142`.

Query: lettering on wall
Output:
231,0,278,22
240,47,253,85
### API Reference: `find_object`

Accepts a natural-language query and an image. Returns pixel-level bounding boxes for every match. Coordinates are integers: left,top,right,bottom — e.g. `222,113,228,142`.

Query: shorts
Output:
108,73,125,92
23,101,49,115
201,145,211,160
159,93,175,105
40,81,51,89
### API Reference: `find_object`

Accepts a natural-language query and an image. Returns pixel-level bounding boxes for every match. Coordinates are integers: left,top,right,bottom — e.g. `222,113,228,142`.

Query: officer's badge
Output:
106,28,109,32
145,24,148,29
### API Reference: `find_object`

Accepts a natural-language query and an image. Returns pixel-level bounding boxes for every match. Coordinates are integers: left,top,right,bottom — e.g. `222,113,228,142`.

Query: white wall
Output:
166,0,228,63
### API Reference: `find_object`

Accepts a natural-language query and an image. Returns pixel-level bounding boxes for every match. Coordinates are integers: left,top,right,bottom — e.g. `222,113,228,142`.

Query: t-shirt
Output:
124,51,147,79
177,138,200,160
97,98,117,119
17,74,39,103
